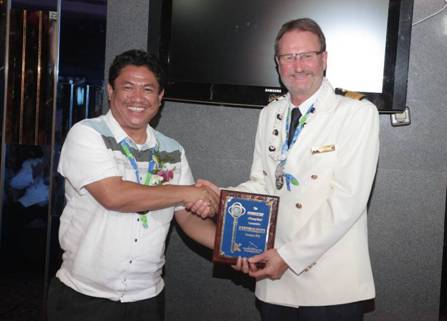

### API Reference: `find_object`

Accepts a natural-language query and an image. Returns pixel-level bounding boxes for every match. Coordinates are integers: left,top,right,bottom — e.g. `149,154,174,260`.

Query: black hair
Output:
108,49,166,92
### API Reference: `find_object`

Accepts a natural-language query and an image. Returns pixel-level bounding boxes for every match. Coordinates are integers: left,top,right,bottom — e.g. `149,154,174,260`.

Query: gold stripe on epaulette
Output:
344,91,366,100
335,88,366,100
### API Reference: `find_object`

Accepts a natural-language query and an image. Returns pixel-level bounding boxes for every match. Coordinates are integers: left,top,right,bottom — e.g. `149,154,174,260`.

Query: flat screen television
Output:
148,0,413,113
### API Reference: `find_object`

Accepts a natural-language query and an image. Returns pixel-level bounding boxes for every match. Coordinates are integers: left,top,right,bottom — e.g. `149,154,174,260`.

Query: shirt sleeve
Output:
57,122,121,194
174,148,194,212
277,102,380,274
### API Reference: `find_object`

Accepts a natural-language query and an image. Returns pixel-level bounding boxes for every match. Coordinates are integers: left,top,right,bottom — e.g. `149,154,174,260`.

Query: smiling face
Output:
276,30,327,106
107,65,164,143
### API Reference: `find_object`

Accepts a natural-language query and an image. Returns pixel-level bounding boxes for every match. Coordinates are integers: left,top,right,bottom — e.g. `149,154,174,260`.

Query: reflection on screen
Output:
169,0,388,93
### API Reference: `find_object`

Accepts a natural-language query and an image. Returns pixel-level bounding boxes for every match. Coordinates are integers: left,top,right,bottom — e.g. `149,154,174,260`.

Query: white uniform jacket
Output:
235,79,379,307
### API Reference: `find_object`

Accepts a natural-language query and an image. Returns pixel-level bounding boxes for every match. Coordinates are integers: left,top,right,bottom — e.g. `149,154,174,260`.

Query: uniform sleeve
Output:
277,102,380,274
57,122,121,194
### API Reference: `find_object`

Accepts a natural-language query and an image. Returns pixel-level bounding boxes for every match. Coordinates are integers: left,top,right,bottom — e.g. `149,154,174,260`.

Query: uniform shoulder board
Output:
268,93,286,103
335,88,366,101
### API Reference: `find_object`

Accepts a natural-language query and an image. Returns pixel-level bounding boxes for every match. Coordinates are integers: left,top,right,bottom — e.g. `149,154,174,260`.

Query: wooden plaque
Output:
213,189,279,265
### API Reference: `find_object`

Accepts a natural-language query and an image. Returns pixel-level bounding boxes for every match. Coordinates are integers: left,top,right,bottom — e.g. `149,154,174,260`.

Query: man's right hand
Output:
184,184,220,219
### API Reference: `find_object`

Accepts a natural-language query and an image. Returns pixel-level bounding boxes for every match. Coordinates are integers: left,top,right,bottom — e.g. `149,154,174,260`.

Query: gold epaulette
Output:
335,88,366,101
268,94,286,103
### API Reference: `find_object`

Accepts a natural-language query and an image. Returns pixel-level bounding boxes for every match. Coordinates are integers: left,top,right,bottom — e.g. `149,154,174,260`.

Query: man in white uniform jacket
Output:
231,18,379,321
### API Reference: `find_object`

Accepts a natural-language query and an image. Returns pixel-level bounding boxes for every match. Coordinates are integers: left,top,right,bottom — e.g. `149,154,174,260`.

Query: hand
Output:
186,199,213,219
196,179,220,195
184,185,219,219
231,256,256,274
247,249,288,280
185,179,221,218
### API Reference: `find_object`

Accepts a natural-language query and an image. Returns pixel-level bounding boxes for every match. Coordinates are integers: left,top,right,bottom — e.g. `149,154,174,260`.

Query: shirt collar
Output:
105,110,157,149
286,78,332,114
291,87,320,115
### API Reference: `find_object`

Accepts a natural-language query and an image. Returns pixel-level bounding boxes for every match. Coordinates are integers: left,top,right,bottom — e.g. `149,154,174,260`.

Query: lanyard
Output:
120,138,159,228
276,104,315,191
280,104,315,160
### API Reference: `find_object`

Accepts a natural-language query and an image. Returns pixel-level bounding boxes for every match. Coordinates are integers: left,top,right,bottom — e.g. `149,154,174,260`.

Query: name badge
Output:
311,144,335,154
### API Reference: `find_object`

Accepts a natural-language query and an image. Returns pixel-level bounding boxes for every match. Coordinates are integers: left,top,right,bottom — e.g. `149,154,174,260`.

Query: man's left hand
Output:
185,179,221,218
247,249,288,280
186,199,215,219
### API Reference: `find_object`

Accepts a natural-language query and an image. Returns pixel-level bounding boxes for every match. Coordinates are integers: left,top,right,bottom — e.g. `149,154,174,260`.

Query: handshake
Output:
184,179,221,219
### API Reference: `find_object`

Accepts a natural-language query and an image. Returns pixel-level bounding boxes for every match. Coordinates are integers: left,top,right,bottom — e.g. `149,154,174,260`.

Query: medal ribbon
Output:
277,104,315,191
120,138,159,228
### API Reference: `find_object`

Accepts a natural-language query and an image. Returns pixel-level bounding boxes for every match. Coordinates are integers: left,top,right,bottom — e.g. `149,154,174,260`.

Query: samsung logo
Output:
264,88,282,93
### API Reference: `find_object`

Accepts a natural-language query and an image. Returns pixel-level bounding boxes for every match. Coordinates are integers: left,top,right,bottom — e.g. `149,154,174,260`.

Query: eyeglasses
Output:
276,51,323,64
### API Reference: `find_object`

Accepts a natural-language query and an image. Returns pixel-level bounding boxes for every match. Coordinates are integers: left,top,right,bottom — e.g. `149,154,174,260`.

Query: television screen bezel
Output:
148,0,414,113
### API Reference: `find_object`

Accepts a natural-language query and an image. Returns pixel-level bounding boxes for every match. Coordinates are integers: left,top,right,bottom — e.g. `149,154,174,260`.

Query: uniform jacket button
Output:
311,174,318,180
269,146,276,152
273,129,279,136
295,203,303,209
